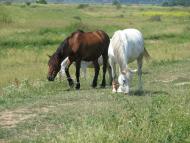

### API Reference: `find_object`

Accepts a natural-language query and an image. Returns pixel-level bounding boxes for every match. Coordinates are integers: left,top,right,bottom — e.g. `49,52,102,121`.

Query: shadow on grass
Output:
130,90,170,96
64,85,112,92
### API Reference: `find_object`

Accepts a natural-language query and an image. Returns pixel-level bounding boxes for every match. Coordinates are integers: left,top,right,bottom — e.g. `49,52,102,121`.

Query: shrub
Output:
36,0,47,4
25,1,31,6
162,2,169,6
73,16,82,22
112,0,121,9
77,4,89,9
162,0,190,7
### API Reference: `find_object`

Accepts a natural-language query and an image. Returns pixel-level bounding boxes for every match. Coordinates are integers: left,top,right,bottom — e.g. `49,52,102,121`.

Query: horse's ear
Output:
129,69,137,74
47,54,51,58
64,38,69,46
121,70,127,75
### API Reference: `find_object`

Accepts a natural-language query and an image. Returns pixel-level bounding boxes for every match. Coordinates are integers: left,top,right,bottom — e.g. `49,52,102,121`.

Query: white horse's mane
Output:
111,30,126,69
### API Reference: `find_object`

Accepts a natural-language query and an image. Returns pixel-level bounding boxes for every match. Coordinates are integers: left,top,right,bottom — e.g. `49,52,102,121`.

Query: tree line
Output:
0,0,190,6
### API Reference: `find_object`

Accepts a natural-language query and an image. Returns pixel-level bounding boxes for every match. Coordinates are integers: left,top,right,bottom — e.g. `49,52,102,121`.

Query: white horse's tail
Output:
144,47,151,62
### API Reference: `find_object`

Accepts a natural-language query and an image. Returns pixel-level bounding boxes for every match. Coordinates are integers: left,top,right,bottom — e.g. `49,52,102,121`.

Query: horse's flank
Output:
67,30,109,61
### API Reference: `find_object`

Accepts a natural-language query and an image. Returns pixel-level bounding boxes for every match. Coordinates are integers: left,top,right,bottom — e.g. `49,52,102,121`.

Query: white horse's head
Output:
117,69,137,94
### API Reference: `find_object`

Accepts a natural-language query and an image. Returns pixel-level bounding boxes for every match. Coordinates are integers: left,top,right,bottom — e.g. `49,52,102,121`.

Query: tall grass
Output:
0,4,190,142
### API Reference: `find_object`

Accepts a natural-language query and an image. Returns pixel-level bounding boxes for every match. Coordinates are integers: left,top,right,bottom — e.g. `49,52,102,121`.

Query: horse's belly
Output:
81,47,102,61
125,43,144,64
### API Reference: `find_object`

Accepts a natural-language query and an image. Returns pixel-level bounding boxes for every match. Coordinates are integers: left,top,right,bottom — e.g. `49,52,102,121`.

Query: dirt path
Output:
0,106,51,128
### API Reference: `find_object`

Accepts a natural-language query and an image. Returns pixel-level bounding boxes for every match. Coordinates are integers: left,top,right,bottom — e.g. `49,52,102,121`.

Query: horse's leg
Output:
109,57,117,92
92,60,100,88
137,55,143,91
101,54,108,88
108,64,113,86
75,60,81,89
65,61,74,88
82,67,87,79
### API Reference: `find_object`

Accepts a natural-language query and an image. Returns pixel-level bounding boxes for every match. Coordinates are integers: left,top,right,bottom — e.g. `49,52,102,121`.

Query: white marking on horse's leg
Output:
81,67,87,79
112,81,117,93
117,86,122,93
109,58,117,92
83,68,87,79
137,56,143,91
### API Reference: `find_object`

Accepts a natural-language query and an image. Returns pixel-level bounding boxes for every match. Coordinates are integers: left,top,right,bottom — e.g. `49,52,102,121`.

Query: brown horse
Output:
47,30,110,89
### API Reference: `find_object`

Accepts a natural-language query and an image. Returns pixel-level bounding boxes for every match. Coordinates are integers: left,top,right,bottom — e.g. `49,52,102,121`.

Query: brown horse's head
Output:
47,39,70,81
47,54,61,81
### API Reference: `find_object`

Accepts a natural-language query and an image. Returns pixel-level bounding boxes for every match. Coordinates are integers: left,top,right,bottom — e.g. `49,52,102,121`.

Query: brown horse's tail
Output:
144,47,151,62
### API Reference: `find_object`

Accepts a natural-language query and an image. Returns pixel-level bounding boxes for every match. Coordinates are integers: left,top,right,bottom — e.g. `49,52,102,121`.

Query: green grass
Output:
0,3,190,143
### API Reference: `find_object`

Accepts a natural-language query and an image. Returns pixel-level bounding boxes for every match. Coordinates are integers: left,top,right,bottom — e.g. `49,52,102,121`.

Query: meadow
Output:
0,3,190,143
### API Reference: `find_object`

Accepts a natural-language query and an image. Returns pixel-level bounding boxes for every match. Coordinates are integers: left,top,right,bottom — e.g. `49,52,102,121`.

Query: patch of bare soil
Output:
0,106,52,129
0,139,8,143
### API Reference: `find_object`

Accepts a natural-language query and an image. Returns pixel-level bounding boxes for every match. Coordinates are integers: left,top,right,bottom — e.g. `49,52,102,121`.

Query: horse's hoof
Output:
91,82,97,88
117,87,123,93
100,84,106,88
68,79,74,88
134,90,143,96
100,81,106,88
75,83,80,90
112,89,117,93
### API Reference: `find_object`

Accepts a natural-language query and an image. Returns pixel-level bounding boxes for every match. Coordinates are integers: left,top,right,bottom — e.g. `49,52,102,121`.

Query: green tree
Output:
112,0,121,9
163,0,190,6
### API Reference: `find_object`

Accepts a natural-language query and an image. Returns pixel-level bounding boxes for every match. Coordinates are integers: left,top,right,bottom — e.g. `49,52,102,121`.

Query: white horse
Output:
59,56,112,85
108,29,150,94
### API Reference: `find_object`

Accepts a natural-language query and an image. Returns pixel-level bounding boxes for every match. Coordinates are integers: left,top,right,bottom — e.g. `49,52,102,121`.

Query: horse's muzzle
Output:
47,76,55,81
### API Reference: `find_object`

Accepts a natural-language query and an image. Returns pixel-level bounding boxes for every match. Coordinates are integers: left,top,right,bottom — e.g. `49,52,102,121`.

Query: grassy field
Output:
0,3,190,143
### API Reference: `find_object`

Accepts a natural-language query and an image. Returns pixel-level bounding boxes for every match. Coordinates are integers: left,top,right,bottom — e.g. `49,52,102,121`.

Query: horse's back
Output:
76,31,109,61
82,30,109,46
123,29,144,62
110,29,144,64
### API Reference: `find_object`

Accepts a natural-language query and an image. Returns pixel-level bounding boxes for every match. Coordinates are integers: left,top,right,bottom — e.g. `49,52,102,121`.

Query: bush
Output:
73,16,82,22
162,0,190,7
25,1,31,6
77,4,89,9
36,0,47,4
112,0,121,9
162,2,169,6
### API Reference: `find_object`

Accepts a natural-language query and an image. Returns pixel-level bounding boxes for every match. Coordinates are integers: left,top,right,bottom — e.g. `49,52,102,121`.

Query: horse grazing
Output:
108,29,150,94
47,30,110,89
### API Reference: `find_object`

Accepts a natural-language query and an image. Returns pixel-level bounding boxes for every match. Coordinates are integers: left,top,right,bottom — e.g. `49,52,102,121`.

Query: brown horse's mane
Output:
50,29,84,63
67,29,84,40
